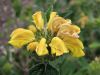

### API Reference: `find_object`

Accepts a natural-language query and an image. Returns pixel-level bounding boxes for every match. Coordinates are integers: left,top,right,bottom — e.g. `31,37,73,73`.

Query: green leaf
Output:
29,62,58,75
45,6,53,22
2,62,13,74
89,42,100,49
11,0,22,17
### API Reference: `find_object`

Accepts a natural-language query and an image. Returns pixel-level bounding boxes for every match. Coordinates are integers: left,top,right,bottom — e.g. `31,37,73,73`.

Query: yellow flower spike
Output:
8,11,85,57
49,37,69,56
32,11,44,30
9,28,35,48
52,17,71,32
36,38,48,56
27,42,38,51
57,24,80,38
28,25,37,33
47,12,57,30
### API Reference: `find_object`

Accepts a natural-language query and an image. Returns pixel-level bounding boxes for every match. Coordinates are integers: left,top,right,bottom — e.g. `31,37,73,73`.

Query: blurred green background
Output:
0,0,100,75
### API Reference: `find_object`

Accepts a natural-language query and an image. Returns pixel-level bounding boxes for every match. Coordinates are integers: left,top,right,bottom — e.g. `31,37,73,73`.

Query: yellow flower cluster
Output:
9,11,85,57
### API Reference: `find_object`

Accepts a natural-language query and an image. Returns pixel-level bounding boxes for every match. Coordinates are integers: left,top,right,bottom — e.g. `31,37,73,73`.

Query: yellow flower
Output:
36,38,48,56
32,11,44,30
50,37,69,56
57,24,85,57
27,42,38,51
28,25,37,33
64,37,85,57
51,17,71,32
47,12,57,30
47,12,71,32
57,24,80,38
9,28,34,48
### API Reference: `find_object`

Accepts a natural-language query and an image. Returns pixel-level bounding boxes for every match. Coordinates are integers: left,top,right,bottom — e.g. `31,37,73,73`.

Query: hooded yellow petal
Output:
62,36,85,57
49,37,69,56
36,38,48,56
10,28,25,37
9,28,34,48
27,42,38,51
51,17,71,32
28,25,37,33
57,24,80,38
32,11,44,30
47,12,57,30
